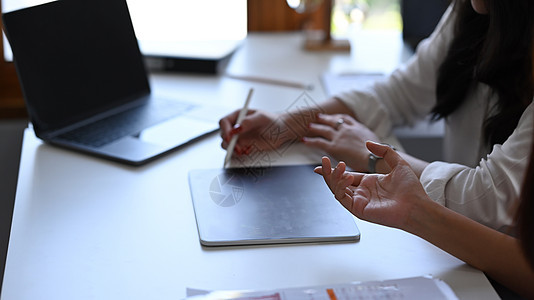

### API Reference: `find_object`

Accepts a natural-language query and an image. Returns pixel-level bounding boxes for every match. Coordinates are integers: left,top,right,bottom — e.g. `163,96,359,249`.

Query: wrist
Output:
274,113,305,146
282,110,318,141
368,143,396,173
404,196,442,237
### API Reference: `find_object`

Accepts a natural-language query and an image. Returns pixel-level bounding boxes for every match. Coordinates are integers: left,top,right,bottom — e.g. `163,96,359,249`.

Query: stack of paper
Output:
186,276,459,300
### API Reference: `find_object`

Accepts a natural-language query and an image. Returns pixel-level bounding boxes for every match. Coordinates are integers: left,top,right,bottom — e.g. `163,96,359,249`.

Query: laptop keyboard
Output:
57,100,195,147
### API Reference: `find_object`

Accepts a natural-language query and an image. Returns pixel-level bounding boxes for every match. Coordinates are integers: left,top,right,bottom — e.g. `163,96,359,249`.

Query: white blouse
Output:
335,5,534,230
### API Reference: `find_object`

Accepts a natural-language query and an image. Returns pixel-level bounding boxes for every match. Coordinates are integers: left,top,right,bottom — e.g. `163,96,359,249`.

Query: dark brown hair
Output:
431,0,534,147
517,119,534,269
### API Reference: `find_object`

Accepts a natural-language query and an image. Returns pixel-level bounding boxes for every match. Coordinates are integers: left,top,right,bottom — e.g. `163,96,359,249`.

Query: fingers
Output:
313,166,323,175
317,156,365,185
321,156,332,176
348,171,365,187
316,156,371,217
219,109,257,143
220,140,248,154
306,113,356,139
332,160,346,178
365,141,404,170
334,174,353,200
335,174,363,214
316,113,355,127
221,125,243,149
306,114,354,138
304,113,359,149
320,157,350,194
220,108,262,152
303,136,332,152
307,123,335,138
315,165,366,188
219,109,241,142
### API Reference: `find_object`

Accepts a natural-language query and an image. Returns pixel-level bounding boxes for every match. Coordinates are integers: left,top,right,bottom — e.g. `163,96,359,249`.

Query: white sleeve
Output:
421,101,534,230
335,5,455,139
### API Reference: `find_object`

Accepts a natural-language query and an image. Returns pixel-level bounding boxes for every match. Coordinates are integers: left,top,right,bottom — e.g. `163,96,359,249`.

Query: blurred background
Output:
1,0,449,118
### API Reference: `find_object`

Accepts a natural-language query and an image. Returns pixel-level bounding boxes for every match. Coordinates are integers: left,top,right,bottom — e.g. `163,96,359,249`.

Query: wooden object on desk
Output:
301,0,350,51
247,0,349,51
0,1,26,119
247,0,325,31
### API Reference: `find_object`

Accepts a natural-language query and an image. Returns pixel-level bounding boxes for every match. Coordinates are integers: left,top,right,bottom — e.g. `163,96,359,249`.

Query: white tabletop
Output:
1,33,499,300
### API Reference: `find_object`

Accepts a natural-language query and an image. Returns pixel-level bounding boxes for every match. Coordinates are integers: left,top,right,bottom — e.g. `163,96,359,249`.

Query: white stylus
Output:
223,88,254,168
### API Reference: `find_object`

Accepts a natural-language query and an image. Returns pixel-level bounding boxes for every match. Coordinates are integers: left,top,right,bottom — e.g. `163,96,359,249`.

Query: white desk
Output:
1,33,499,300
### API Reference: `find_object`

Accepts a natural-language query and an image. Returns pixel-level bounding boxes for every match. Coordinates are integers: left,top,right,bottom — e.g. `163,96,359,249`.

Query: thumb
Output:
365,141,403,170
235,109,259,133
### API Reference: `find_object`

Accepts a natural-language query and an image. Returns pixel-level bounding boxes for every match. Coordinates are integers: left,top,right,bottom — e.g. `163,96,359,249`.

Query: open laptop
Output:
2,0,228,165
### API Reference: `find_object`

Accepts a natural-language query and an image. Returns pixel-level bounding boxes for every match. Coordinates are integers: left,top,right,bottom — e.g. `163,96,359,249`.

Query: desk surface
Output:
2,33,499,300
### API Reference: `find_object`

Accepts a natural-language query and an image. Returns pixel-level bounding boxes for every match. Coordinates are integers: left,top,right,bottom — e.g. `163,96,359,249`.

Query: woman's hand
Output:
304,114,381,172
219,109,302,155
314,141,430,231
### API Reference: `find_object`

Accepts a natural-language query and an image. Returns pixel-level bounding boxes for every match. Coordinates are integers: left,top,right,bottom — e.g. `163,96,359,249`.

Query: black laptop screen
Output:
2,0,150,134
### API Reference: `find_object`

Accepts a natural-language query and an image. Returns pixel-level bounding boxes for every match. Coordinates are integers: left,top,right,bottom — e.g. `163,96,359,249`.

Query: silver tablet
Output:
188,164,360,247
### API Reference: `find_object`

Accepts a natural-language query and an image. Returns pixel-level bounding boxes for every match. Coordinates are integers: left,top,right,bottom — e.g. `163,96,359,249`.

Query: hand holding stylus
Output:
223,88,254,168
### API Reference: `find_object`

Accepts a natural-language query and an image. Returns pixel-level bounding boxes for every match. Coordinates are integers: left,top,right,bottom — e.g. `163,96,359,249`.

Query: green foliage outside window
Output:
331,0,402,38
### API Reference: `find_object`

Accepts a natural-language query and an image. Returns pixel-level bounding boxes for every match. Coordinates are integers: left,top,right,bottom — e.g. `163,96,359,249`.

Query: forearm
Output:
407,200,534,298
319,97,356,116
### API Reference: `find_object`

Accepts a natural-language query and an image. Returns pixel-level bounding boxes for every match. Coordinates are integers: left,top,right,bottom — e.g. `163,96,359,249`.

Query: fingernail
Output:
234,146,241,155
230,124,242,135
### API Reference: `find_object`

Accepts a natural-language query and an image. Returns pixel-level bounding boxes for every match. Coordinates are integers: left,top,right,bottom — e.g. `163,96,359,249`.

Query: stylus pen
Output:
224,88,254,168
225,73,314,91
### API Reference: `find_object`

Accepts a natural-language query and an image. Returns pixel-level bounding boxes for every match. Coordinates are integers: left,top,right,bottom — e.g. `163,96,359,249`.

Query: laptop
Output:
2,0,229,165
189,164,360,246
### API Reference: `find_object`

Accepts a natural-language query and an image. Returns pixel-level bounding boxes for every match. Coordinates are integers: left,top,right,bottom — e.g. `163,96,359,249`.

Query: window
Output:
2,0,247,61
331,0,401,38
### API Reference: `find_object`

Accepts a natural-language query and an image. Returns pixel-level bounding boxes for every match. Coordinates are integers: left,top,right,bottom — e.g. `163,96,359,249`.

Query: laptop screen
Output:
2,0,150,134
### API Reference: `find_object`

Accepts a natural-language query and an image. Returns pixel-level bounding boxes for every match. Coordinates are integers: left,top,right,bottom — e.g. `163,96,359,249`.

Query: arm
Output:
219,6,455,156
298,6,456,172
315,142,534,298
334,5,456,139
220,7,455,157
221,6,453,169
411,196,534,299
421,101,534,230
219,97,353,154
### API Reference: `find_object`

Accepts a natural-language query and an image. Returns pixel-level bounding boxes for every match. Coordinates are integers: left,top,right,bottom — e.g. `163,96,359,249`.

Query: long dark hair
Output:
517,117,534,269
431,0,534,147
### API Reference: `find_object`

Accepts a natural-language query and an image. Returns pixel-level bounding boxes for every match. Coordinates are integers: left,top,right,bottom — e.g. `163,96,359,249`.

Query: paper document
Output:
185,276,459,300
320,72,385,97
